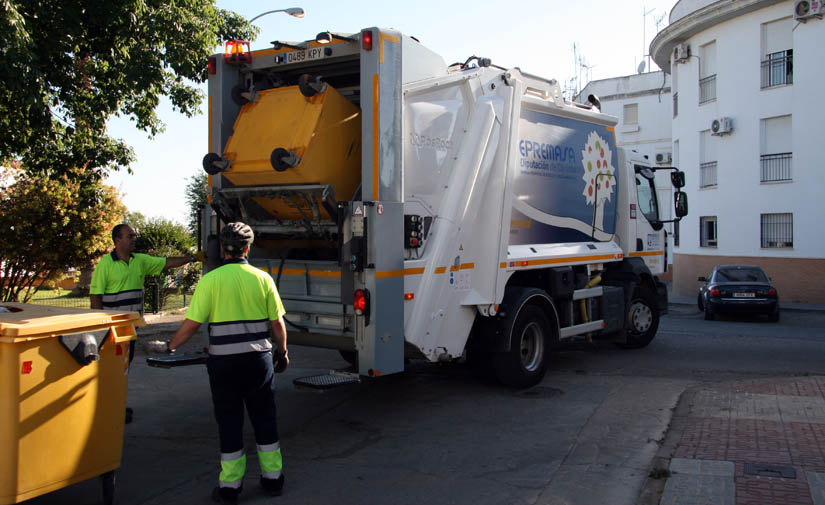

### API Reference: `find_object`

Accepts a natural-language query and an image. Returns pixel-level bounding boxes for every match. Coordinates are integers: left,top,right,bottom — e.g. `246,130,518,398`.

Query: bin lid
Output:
0,303,144,341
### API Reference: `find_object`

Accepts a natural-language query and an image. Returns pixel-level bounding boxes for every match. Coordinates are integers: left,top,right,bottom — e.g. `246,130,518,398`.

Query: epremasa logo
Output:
580,131,615,231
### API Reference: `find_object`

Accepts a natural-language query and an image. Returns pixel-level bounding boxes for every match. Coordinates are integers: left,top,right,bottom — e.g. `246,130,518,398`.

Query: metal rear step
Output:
293,371,360,392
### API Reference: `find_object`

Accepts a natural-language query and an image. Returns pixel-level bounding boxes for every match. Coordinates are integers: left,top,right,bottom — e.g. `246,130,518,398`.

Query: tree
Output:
124,212,199,312
184,171,208,236
0,1,256,179
0,166,125,302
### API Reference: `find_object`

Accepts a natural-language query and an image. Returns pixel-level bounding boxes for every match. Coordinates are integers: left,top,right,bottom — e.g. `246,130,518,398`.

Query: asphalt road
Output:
18,305,825,505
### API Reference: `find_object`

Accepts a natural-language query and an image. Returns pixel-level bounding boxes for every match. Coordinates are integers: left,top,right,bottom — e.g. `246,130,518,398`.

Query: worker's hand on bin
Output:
273,349,289,373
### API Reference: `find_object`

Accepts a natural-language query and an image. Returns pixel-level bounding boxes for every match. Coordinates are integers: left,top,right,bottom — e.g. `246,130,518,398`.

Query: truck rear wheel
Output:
618,286,659,349
493,304,551,388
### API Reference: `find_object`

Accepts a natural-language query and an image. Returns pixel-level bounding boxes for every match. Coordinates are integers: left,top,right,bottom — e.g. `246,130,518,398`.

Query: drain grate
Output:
743,463,797,479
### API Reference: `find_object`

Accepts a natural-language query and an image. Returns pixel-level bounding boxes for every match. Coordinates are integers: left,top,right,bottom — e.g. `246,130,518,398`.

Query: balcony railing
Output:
700,161,717,188
761,53,793,89
673,92,678,118
699,74,716,104
760,152,792,182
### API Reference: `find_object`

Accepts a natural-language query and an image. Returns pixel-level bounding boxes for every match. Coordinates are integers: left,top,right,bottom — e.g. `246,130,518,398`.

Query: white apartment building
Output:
577,72,677,276
650,0,825,303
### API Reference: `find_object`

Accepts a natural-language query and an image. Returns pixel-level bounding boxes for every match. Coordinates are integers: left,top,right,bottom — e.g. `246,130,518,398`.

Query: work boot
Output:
211,485,242,504
260,474,284,496
125,407,133,424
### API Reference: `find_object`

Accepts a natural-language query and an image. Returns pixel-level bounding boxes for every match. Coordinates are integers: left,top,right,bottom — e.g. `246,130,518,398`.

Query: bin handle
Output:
110,327,137,344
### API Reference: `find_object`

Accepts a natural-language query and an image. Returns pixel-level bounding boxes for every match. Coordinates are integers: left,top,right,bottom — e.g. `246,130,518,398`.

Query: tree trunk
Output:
71,260,95,296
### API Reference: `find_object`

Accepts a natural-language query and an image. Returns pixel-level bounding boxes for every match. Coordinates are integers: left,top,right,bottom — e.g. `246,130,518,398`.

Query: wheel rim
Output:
519,322,545,372
629,301,653,334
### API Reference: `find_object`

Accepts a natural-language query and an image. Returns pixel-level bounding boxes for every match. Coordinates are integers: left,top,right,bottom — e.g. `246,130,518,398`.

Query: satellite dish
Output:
637,60,646,74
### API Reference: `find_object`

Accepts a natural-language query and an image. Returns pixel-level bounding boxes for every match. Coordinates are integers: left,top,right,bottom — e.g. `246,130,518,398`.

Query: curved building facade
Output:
651,0,825,303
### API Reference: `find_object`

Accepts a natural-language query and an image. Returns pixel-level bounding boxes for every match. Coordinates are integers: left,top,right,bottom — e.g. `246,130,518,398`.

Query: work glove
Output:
273,349,289,373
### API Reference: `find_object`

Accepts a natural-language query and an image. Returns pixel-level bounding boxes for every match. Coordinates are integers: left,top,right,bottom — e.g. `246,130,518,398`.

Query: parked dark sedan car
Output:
697,265,780,322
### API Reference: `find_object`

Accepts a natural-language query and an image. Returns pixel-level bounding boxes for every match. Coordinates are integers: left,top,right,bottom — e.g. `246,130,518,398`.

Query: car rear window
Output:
714,268,768,283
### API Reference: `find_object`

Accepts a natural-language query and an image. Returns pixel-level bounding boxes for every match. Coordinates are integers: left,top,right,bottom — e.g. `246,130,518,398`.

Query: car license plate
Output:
279,47,327,64
733,292,755,298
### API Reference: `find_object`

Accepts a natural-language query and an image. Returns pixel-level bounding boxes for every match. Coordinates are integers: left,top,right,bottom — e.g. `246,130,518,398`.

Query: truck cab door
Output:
632,166,665,275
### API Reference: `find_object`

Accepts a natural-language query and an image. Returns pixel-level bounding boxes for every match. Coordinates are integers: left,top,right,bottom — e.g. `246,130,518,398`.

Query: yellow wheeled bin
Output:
0,303,143,505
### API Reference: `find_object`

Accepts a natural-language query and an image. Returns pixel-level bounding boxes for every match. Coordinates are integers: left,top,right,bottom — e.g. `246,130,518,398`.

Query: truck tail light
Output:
361,30,373,51
224,40,251,64
208,56,217,75
354,289,371,325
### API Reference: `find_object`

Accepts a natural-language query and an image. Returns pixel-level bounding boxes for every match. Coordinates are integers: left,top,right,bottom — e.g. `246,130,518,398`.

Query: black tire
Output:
704,306,715,320
231,85,249,106
270,147,291,172
618,287,660,349
697,294,704,311
298,74,319,97
202,152,223,175
101,471,115,505
492,304,551,388
339,350,357,366
768,309,780,323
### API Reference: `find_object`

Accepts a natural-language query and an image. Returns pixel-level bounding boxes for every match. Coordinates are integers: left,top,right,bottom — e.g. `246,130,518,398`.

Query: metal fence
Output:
699,75,716,104
760,152,792,182
761,54,793,89
26,285,193,313
700,161,718,188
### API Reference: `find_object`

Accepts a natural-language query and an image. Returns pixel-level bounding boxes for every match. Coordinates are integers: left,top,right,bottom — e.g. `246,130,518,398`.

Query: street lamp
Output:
248,7,305,24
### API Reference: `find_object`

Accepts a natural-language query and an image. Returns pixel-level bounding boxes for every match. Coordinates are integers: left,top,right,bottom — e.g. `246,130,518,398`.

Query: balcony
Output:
760,152,792,182
699,75,716,104
761,52,793,89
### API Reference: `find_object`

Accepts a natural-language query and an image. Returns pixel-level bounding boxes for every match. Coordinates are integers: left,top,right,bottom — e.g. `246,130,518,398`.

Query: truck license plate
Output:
733,292,755,298
279,47,327,64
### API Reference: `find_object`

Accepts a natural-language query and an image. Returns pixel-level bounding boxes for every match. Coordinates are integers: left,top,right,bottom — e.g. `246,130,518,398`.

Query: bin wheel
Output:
101,470,116,505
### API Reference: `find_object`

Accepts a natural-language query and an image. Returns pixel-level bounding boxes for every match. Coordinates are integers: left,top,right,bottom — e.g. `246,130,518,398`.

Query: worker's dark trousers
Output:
207,351,280,454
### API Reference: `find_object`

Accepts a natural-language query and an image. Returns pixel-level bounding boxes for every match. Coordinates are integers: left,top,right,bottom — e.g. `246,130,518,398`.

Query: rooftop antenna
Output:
643,6,655,72
637,60,646,74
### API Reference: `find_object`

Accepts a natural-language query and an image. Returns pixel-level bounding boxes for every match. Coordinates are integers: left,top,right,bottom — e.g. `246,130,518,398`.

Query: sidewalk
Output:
644,377,825,505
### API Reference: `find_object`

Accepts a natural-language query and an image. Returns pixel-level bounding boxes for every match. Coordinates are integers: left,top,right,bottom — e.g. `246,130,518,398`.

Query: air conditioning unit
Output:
711,117,733,135
655,152,673,164
794,0,824,21
673,43,690,63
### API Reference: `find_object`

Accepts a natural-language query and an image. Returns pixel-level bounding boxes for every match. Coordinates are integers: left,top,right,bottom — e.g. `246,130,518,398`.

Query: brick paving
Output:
661,378,825,505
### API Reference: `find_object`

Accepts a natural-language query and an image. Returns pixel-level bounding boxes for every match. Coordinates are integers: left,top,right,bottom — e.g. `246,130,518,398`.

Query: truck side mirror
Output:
674,191,688,218
671,170,685,189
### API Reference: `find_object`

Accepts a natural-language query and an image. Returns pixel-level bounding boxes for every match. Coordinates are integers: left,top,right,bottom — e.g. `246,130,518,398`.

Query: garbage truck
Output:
197,29,688,389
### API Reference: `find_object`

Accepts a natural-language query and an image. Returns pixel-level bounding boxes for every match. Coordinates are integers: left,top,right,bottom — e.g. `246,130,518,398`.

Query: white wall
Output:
670,0,825,260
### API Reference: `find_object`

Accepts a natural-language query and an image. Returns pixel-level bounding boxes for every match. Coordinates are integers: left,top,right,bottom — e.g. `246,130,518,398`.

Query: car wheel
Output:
617,287,660,349
697,294,704,311
768,309,780,323
704,306,714,320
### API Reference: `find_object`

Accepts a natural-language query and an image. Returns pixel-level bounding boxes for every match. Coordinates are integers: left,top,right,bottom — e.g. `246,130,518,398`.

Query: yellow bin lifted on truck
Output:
0,303,143,505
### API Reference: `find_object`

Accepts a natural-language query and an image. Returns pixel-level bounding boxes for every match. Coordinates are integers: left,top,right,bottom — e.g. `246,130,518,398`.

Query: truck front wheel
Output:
493,304,551,388
618,287,659,349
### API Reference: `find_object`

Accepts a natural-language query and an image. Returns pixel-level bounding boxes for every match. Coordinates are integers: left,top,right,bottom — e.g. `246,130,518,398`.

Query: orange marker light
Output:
521,261,529,267
404,293,415,300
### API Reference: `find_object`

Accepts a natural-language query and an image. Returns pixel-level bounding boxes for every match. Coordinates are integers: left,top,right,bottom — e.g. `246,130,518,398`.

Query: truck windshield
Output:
634,166,660,223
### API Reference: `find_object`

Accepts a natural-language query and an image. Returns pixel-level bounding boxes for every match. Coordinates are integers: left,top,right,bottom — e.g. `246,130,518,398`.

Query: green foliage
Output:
0,1,257,179
184,171,208,235
0,166,125,302
124,213,200,311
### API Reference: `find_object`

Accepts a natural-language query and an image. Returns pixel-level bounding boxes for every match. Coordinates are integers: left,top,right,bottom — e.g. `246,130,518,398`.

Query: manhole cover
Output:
514,387,564,399
743,463,797,479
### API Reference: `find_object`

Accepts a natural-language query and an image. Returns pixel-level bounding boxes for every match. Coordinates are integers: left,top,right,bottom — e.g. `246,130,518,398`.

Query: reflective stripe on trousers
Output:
258,442,283,479
102,289,143,314
219,450,246,489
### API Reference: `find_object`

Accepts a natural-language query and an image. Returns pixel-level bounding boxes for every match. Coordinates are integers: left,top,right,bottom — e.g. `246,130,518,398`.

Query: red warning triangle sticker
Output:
353,204,364,217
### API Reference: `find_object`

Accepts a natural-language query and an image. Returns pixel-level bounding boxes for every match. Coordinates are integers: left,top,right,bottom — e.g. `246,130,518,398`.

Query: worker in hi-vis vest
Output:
90,223,195,424
166,222,289,504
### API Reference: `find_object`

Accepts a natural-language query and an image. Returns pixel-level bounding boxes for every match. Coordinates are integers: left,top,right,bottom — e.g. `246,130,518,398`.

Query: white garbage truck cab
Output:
200,28,688,389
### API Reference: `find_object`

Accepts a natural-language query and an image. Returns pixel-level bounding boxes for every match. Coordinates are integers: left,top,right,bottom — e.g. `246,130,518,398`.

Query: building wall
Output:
653,0,825,302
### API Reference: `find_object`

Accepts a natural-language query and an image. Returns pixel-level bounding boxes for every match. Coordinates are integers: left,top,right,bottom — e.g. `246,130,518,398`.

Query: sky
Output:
105,0,677,224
